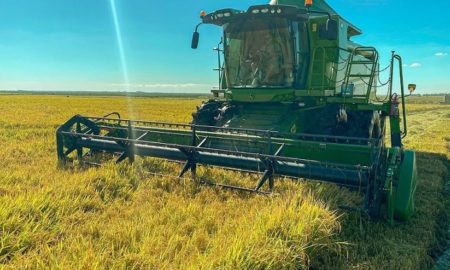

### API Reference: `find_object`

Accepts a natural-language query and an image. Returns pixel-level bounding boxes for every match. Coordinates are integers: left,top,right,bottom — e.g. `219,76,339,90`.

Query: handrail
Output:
389,53,407,138
213,38,224,89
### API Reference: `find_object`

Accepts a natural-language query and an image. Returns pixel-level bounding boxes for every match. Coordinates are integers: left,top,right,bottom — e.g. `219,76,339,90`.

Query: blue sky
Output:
0,0,448,93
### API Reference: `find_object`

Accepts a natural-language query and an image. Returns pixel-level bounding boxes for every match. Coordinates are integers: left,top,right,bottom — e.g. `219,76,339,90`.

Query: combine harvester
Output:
57,0,417,223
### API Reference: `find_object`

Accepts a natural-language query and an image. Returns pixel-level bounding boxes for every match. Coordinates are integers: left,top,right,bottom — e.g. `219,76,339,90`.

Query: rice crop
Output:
0,95,448,269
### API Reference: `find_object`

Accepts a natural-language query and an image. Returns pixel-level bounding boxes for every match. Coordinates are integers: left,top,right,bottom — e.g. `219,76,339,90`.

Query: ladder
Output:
342,47,379,100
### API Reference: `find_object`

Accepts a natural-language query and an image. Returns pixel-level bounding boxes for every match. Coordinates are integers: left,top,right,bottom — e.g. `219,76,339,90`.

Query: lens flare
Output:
110,0,134,118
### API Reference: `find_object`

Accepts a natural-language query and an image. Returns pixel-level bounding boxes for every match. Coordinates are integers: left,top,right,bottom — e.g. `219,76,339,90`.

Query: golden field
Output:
0,95,449,269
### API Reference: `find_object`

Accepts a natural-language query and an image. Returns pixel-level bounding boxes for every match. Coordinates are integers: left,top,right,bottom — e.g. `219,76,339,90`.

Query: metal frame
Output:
57,115,375,196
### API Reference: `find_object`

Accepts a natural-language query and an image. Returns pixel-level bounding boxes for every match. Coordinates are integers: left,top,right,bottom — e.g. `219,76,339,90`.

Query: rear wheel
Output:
192,100,237,127
191,100,221,126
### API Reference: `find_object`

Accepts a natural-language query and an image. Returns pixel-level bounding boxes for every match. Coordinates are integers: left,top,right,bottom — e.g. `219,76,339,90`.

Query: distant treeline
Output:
0,90,209,98
414,93,450,96
0,90,447,100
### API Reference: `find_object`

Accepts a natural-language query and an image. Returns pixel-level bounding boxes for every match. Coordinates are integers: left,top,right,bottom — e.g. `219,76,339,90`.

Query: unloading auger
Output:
57,0,417,223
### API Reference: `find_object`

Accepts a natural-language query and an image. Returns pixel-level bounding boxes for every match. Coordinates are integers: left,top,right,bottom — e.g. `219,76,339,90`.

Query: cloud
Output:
107,82,215,93
110,83,213,89
410,63,422,68
434,52,448,57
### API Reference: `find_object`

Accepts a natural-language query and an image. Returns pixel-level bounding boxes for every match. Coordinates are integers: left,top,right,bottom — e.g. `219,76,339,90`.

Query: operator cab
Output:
225,17,295,88
197,5,310,90
192,3,352,102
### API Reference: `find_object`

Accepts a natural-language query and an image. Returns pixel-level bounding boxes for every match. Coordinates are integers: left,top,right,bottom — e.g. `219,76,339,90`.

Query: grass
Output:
0,95,449,269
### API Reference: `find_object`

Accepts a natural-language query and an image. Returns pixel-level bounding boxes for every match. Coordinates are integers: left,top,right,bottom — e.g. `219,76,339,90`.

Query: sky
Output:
0,0,449,94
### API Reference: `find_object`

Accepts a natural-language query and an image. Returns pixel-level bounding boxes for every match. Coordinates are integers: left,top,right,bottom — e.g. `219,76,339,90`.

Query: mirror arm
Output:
194,22,203,32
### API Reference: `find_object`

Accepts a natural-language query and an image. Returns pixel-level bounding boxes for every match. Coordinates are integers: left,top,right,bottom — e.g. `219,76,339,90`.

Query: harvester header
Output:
57,0,417,223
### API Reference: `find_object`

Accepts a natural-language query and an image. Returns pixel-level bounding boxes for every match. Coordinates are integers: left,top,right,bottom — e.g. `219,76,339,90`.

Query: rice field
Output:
0,94,448,269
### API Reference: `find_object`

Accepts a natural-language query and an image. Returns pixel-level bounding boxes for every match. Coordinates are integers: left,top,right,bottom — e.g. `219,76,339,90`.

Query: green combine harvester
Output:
57,0,417,223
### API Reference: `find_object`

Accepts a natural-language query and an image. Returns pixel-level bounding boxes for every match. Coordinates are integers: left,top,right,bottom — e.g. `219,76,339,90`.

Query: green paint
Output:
57,0,417,223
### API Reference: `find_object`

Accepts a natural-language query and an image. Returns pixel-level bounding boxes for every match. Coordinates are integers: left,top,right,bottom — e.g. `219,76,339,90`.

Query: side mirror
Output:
191,31,200,49
408,84,416,94
319,19,338,40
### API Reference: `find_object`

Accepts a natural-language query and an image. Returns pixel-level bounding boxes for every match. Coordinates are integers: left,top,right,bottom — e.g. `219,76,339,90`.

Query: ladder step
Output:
349,61,375,64
347,74,373,78
354,49,377,52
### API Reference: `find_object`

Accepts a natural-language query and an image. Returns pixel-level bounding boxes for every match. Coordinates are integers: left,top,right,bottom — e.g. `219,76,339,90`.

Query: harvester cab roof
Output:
200,3,361,36
201,5,308,26
57,0,418,224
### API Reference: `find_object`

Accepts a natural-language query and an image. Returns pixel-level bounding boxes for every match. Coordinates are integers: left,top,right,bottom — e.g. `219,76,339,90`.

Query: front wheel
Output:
394,150,417,221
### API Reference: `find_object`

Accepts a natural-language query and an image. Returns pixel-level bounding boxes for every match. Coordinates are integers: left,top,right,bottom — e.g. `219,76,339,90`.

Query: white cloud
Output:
110,83,213,89
106,82,215,93
434,52,448,57
410,63,422,68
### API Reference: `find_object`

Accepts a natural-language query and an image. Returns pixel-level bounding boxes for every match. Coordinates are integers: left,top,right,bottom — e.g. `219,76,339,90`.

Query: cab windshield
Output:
224,18,294,88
